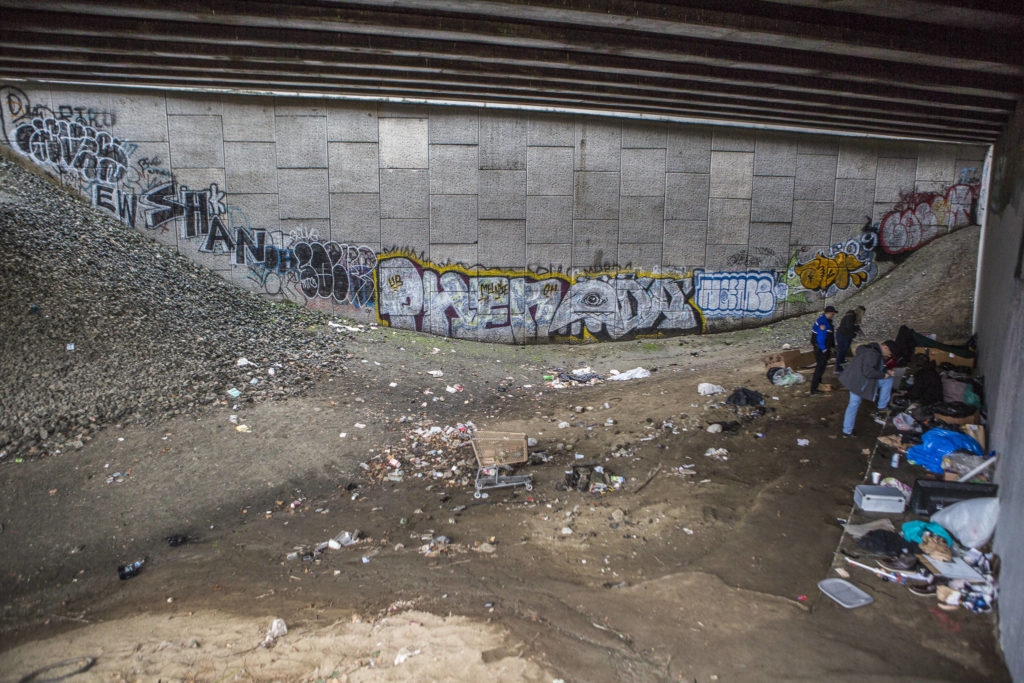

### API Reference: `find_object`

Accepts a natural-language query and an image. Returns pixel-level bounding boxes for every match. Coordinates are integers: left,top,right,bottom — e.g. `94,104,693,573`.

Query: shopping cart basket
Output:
470,430,533,499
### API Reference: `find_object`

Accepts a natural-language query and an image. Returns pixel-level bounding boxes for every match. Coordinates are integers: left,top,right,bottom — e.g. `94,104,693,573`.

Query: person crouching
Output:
838,340,895,437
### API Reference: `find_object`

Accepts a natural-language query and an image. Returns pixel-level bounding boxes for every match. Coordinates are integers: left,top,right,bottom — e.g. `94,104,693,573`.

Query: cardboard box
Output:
764,348,816,370
961,424,986,451
934,411,979,426
914,346,975,369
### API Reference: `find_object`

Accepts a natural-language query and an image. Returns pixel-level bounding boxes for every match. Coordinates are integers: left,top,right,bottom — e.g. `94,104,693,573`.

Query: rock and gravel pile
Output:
0,157,348,458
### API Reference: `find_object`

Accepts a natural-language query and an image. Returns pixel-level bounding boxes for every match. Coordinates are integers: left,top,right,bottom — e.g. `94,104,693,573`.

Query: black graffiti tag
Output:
13,116,128,185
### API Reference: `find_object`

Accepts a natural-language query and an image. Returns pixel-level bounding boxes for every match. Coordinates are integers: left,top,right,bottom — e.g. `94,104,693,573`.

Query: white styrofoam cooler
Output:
854,485,907,513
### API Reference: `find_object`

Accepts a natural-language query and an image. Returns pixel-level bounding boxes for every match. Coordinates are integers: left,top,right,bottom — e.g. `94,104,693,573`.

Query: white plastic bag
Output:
608,367,651,381
893,412,917,431
698,382,725,395
930,497,999,549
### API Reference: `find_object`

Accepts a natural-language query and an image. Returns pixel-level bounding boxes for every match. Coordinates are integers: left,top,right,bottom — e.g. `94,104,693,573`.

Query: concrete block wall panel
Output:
0,81,984,342
975,96,1024,683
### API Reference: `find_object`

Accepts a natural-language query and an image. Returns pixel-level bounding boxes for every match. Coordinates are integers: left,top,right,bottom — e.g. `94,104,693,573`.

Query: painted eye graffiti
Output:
580,292,607,307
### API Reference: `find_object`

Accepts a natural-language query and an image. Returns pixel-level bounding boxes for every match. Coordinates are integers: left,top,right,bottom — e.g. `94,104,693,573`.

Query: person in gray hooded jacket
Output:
838,340,894,436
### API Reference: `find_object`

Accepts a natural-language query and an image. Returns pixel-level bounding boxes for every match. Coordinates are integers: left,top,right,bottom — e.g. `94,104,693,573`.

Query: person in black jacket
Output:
838,340,894,436
834,305,865,373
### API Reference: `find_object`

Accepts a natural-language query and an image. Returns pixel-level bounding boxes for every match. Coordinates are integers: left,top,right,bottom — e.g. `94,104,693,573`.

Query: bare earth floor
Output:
0,310,1009,681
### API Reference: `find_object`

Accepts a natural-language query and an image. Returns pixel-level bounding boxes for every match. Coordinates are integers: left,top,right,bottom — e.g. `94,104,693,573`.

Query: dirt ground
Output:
0,300,1009,682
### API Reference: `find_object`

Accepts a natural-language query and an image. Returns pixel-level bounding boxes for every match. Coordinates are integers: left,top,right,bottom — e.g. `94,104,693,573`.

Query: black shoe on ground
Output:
878,554,918,572
909,583,938,597
839,431,855,438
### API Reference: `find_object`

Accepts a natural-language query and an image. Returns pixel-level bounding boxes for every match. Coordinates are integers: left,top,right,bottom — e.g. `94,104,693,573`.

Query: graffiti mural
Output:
791,236,878,296
876,182,980,255
294,240,377,308
2,83,985,343
376,255,704,343
693,270,788,319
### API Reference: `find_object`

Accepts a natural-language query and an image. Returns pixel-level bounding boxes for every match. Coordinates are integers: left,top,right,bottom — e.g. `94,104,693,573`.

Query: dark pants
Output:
835,334,852,372
811,345,829,392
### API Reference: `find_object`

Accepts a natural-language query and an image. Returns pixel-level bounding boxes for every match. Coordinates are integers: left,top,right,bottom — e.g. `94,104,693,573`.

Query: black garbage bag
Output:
857,530,918,557
726,387,763,407
932,401,976,418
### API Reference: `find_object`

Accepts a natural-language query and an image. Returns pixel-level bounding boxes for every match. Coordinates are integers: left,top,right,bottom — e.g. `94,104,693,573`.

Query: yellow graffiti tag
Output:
794,252,868,291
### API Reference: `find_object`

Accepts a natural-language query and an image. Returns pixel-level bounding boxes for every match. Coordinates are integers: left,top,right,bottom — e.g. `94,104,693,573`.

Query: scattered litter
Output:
558,421,571,429
117,559,145,580
797,438,809,446
66,342,75,351
389,382,398,387
561,526,574,535
726,387,764,406
474,542,497,553
339,432,347,438
698,383,725,395
236,357,251,367
394,647,421,666
261,618,287,648
235,424,251,433
364,422,476,488
354,423,366,429
706,423,723,434
428,370,444,377
105,471,129,484
267,367,276,376
768,366,805,386
608,367,651,381
226,388,241,398
703,447,729,461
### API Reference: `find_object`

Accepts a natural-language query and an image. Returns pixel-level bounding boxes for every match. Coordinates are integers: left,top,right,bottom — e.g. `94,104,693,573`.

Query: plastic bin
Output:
854,485,907,514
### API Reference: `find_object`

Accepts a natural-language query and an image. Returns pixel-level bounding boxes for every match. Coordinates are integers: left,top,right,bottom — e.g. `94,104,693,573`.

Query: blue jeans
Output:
835,334,853,372
843,377,894,434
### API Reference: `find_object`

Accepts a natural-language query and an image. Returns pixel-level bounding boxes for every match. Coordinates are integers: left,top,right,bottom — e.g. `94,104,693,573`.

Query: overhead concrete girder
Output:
0,0,1021,142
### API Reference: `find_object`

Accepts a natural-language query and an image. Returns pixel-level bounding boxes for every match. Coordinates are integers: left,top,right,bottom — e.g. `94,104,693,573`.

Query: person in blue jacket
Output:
809,305,837,395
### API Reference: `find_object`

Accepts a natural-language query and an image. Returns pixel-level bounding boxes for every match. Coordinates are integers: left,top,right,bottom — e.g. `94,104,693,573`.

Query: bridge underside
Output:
0,0,1021,143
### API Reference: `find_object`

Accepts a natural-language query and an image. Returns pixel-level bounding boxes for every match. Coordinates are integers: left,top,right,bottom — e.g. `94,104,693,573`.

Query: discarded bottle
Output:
117,559,145,580
890,453,900,469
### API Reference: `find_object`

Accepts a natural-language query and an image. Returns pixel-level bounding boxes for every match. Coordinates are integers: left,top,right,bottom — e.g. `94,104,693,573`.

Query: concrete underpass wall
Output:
976,96,1024,680
0,82,986,343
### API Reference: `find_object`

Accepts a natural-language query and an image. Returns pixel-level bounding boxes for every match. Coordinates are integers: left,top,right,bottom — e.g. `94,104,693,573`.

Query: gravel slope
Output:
0,156,348,457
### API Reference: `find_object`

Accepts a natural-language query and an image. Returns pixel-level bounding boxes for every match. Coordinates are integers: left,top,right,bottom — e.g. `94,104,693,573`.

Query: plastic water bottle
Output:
117,559,145,580
890,453,900,469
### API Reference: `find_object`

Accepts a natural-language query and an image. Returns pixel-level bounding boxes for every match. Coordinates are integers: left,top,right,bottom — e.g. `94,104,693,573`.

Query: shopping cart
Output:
470,430,533,499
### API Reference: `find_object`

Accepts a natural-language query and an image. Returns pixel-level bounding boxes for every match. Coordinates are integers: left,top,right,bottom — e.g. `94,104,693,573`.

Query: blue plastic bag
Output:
906,428,982,474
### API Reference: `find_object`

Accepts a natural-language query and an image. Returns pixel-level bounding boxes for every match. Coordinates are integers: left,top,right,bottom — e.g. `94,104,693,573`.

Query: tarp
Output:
906,428,984,474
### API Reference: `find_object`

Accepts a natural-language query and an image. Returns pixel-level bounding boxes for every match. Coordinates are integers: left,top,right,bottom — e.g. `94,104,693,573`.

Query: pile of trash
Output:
363,422,477,487
766,366,805,386
286,529,364,562
545,366,651,389
838,496,999,614
557,463,625,494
